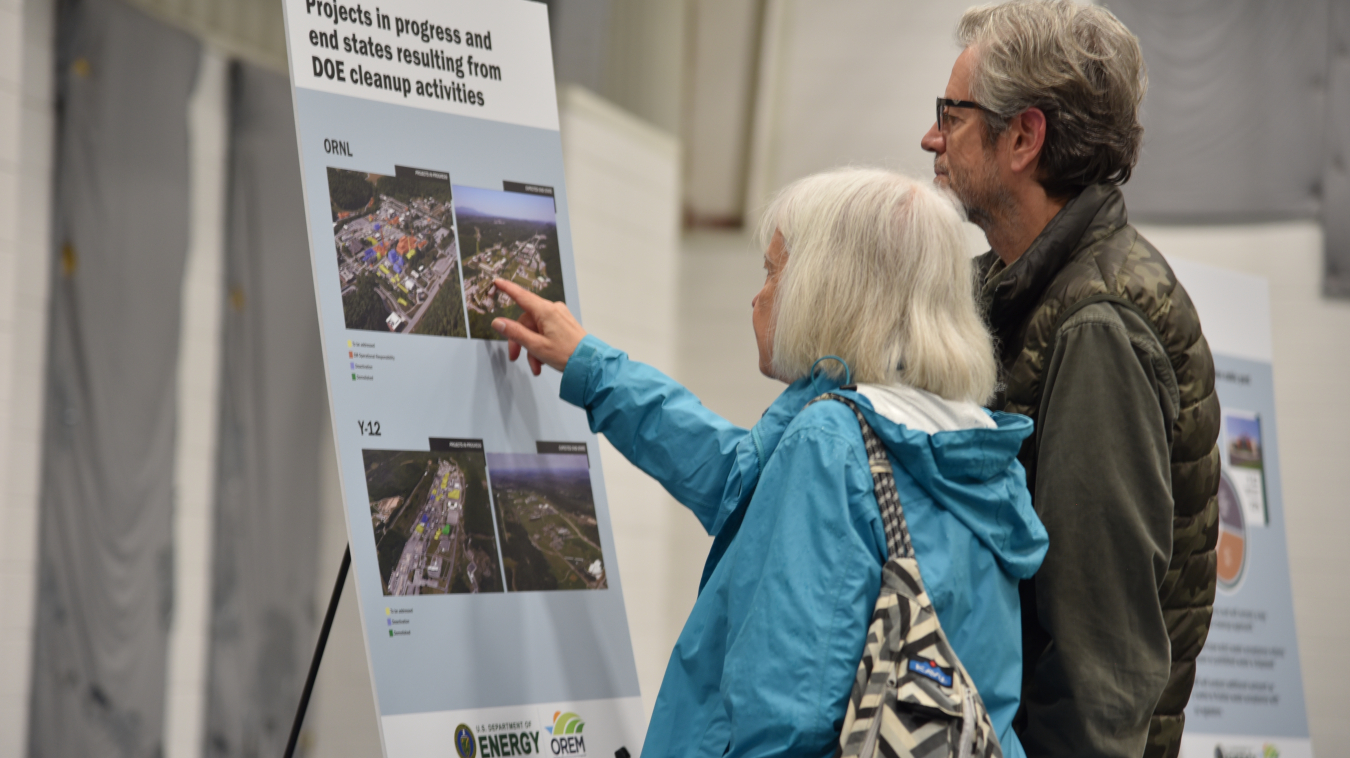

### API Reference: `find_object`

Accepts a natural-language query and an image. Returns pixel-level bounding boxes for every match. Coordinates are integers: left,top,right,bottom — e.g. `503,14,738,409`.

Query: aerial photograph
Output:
453,185,565,340
487,452,606,592
1223,409,1268,528
363,449,503,595
1225,412,1264,470
328,167,467,337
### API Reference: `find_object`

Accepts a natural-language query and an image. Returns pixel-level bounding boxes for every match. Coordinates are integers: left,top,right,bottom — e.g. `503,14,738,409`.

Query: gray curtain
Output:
27,0,199,755
1324,0,1350,295
1110,0,1329,222
203,61,328,758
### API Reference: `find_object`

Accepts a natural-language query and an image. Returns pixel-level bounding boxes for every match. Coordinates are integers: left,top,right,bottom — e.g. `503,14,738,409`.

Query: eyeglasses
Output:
936,97,1001,133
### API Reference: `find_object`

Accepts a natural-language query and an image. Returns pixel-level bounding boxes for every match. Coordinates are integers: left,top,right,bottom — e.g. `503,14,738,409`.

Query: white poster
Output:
1171,259,1313,758
279,2,644,755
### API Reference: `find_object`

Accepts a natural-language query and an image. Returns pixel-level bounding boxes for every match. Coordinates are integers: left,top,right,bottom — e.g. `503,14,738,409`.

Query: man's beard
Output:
944,156,1015,233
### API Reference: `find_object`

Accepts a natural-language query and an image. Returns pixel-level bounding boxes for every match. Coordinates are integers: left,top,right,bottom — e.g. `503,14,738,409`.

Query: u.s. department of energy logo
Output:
455,723,478,758
546,712,586,755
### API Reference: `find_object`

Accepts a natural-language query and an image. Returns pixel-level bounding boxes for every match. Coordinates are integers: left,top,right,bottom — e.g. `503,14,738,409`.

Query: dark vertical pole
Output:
284,545,351,758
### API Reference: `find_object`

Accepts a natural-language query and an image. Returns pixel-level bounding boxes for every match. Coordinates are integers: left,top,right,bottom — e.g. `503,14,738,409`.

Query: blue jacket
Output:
560,336,1049,758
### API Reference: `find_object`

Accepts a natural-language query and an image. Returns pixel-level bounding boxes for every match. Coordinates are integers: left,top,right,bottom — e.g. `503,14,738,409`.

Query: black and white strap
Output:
805,393,913,560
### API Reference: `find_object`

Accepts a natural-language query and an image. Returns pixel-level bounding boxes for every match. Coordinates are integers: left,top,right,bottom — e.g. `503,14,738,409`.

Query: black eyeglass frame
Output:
936,97,1003,131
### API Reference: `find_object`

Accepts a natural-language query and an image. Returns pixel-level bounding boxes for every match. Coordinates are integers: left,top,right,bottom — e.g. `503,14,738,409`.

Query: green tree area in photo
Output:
452,467,503,593
497,512,558,592
327,167,374,215
343,272,391,331
492,467,603,592
467,293,525,343
364,453,438,592
375,173,453,204
411,270,467,337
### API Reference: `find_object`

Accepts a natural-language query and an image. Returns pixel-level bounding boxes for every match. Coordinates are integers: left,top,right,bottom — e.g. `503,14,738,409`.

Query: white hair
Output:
756,168,997,404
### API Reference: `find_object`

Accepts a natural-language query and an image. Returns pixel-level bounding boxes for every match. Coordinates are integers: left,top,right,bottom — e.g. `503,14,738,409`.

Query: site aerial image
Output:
487,453,606,592
364,450,502,595
328,167,467,337
453,185,566,340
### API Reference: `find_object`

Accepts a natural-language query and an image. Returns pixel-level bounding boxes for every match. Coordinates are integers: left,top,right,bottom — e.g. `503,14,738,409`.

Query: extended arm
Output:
1018,306,1175,758
560,335,753,531
489,279,818,535
559,335,819,534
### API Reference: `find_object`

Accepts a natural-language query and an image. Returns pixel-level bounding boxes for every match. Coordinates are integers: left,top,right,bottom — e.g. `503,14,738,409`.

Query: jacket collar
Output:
978,184,1128,344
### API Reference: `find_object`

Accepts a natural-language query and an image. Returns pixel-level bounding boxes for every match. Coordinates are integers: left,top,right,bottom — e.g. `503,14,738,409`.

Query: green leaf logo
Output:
547,711,584,735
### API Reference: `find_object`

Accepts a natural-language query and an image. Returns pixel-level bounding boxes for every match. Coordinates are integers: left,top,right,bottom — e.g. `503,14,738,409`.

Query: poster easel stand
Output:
283,545,351,758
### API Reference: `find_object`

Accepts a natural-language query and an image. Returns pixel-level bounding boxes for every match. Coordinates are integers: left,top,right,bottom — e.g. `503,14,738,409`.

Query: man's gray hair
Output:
756,168,997,404
958,0,1147,196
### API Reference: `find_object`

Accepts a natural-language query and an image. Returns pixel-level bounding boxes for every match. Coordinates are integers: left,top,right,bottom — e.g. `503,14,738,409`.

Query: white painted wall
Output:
672,229,778,616
559,85,684,730
744,0,990,254
163,48,229,758
682,0,762,225
675,231,780,428
745,0,975,215
0,0,54,754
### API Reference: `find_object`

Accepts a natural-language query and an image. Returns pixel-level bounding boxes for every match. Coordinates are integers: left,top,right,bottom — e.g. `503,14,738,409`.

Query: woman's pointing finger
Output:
493,278,547,315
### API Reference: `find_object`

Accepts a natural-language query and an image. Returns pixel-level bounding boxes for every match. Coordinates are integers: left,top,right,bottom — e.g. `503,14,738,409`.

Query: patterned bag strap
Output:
806,393,913,560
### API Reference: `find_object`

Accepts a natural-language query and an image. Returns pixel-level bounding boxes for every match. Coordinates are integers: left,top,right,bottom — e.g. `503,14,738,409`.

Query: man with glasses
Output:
920,3,1220,758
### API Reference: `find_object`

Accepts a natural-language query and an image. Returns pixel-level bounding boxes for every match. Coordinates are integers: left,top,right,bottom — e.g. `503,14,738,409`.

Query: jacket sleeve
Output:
559,335,812,535
718,416,883,758
1017,304,1175,758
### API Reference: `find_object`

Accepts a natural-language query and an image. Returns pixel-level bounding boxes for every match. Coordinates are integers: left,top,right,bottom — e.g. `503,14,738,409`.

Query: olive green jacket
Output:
975,185,1220,758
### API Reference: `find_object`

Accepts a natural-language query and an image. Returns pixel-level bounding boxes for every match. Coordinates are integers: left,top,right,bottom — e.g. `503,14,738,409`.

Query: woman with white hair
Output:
491,167,1048,758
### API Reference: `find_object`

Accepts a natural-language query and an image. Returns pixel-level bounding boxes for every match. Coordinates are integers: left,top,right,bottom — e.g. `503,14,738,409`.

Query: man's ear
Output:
1007,107,1047,175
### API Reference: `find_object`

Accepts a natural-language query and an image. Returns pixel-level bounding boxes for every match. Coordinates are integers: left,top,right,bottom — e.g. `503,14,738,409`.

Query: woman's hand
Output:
490,278,587,376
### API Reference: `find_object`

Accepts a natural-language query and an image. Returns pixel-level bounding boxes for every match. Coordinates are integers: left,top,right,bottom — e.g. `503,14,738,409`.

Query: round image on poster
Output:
1216,471,1247,592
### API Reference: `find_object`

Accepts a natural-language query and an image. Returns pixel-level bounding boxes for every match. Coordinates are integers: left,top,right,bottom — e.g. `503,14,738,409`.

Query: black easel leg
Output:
284,544,351,758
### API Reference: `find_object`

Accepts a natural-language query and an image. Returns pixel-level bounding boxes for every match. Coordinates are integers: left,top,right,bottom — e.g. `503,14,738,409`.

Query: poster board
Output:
1171,259,1312,758
278,2,645,755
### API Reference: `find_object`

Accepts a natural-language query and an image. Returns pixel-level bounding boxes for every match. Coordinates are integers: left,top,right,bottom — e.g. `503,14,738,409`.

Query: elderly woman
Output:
491,168,1048,758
